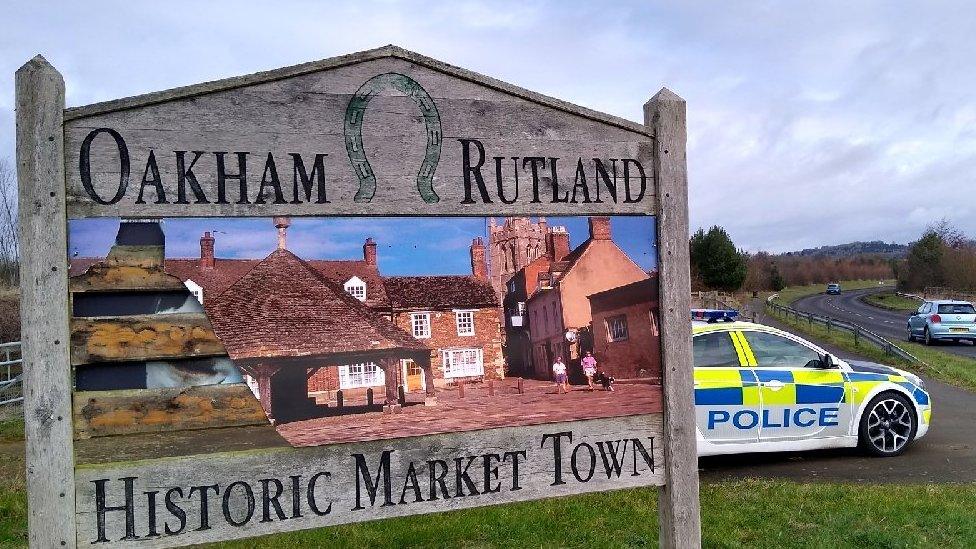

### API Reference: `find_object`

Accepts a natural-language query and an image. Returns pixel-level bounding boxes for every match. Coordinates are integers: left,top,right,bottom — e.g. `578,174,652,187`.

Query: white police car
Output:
693,319,931,457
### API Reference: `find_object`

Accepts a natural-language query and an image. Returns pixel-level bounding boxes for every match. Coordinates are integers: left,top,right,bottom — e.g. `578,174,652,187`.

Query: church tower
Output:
487,217,548,301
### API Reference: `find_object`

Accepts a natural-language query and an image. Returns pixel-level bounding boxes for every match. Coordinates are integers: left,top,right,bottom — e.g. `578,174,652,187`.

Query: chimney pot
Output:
588,217,612,240
546,226,571,261
200,232,215,270
470,237,488,280
364,237,377,266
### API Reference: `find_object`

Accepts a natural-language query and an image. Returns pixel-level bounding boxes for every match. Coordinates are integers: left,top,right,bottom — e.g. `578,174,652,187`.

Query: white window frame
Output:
411,312,431,339
344,276,367,302
442,348,484,378
607,314,629,342
338,362,385,389
454,309,476,336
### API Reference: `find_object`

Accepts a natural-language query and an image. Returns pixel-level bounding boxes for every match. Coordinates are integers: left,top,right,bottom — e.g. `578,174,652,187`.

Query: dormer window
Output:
184,279,204,304
344,276,367,302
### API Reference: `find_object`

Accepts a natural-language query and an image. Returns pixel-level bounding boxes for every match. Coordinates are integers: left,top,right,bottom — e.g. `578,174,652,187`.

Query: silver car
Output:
907,300,976,345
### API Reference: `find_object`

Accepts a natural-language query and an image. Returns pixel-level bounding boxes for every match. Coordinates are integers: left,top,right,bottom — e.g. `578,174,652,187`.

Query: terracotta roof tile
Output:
208,250,426,360
73,256,391,308
384,276,498,310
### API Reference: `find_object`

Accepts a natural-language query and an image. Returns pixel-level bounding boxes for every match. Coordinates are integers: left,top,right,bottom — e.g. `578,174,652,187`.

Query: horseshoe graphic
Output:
344,72,442,203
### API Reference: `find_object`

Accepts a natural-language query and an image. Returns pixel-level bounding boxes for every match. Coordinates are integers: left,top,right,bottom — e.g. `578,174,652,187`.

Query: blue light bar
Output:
691,309,739,323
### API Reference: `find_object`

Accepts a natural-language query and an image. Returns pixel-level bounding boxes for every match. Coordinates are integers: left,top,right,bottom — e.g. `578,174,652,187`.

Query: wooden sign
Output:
17,45,699,548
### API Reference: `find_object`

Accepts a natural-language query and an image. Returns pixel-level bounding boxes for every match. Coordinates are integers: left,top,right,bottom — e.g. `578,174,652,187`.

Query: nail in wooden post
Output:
646,87,702,549
17,54,77,549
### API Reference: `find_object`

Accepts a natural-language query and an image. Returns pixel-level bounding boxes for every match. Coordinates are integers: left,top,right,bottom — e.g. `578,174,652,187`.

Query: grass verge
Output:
198,481,976,548
768,308,976,391
771,280,891,306
0,422,973,546
862,291,921,313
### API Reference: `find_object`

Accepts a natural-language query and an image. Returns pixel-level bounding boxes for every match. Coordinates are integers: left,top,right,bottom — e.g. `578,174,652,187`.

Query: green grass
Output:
200,480,976,548
771,280,891,306
0,419,973,547
768,308,976,392
863,291,922,313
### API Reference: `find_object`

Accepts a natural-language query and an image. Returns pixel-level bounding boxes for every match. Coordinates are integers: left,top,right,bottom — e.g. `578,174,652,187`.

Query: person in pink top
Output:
581,351,598,391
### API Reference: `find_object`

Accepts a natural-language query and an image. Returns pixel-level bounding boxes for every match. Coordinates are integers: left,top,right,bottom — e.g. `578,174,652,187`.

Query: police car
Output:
692,314,931,457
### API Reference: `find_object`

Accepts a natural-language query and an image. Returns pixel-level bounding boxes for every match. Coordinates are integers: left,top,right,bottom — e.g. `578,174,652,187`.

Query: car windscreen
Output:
938,303,976,314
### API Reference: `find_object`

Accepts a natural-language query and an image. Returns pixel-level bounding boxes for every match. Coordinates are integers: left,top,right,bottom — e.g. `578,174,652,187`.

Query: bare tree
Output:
0,157,17,288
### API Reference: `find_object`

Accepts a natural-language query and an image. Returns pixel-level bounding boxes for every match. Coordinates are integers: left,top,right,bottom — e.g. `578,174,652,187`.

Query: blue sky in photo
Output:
68,217,657,276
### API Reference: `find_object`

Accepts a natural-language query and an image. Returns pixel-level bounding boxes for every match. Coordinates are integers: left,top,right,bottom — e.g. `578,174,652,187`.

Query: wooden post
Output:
517,377,524,395
379,357,400,413
417,354,436,406
398,385,406,405
646,88,702,549
17,55,76,549
366,387,373,406
337,389,344,408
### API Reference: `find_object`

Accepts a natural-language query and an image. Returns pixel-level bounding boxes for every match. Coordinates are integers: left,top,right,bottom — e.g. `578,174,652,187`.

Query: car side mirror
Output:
820,353,836,369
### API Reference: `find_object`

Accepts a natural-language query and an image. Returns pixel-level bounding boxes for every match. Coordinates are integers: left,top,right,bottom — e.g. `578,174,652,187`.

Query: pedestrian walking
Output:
552,356,569,394
582,351,598,390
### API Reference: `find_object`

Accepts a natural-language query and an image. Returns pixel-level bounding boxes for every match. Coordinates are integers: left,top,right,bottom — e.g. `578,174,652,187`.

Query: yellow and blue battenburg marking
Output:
692,325,932,427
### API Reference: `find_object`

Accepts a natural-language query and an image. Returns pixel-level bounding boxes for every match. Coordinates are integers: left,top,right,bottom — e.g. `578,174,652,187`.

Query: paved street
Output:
699,300,976,483
794,286,976,359
278,379,662,447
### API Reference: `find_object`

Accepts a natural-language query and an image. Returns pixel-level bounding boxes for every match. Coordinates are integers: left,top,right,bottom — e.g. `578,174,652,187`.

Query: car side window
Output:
741,331,821,369
921,303,932,314
692,332,740,368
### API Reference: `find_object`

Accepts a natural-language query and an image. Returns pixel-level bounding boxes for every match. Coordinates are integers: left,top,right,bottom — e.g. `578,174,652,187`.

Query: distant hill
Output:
781,241,908,258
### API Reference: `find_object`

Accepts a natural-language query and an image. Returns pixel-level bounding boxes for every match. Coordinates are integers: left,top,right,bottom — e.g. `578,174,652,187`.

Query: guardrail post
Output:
826,318,831,333
854,326,860,347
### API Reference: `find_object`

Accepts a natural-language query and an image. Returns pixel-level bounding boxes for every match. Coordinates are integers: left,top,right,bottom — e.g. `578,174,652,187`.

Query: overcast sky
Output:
3,1,975,253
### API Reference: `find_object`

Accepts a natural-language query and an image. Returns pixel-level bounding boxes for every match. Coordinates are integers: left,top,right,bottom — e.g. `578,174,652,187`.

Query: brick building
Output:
525,217,650,381
73,219,504,410
588,277,661,381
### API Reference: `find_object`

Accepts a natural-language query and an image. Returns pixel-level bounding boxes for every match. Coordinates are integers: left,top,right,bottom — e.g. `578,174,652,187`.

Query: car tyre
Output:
924,328,935,346
907,327,916,342
859,392,917,457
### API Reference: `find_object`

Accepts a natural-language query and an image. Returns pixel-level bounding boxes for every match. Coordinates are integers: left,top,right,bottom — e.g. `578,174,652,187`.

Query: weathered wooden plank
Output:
63,55,655,218
16,55,78,548
646,89,701,549
74,414,664,547
73,384,268,439
64,45,648,136
69,263,187,292
70,313,226,365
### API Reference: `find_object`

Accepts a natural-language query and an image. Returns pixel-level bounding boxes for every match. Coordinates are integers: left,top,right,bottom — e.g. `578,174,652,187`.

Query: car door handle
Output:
763,380,785,391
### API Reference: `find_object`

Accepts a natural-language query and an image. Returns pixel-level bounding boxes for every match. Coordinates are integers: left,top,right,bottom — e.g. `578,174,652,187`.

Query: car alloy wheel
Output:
907,327,915,342
861,393,916,457
924,328,934,346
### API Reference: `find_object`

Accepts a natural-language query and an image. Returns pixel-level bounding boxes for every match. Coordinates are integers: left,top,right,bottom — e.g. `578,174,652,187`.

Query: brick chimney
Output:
273,217,291,250
546,226,571,261
363,237,377,266
200,231,215,270
470,237,488,280
588,217,612,240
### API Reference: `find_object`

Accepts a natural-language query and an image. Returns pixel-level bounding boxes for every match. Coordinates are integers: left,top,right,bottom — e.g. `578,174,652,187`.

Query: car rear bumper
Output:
929,326,976,339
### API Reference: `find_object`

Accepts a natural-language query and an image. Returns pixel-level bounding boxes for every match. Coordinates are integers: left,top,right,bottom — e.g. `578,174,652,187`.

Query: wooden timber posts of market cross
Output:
16,46,701,548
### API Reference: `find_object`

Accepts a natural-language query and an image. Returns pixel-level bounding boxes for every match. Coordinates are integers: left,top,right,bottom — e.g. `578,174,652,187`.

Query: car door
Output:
693,330,760,444
738,330,851,442
909,302,931,336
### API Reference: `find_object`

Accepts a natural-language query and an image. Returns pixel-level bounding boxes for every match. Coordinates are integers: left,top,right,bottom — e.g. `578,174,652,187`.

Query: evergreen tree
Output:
689,226,747,291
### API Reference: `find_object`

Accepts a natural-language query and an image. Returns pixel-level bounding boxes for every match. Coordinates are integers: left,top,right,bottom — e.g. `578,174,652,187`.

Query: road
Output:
699,297,976,483
793,286,976,359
